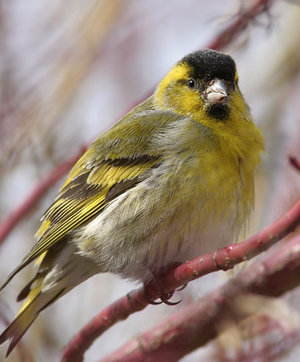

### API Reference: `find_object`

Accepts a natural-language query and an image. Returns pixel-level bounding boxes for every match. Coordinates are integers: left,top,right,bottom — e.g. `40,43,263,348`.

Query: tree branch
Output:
61,197,300,362
100,233,300,362
290,156,300,172
208,0,273,50
0,146,87,246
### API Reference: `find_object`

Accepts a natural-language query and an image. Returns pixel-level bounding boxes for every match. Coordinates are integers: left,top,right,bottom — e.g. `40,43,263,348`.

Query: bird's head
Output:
154,49,247,123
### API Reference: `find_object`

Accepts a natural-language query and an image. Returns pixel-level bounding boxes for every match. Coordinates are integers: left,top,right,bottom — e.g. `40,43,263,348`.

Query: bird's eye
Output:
187,79,195,88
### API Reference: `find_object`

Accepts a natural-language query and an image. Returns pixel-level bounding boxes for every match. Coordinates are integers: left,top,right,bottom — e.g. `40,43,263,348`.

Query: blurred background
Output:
0,0,300,361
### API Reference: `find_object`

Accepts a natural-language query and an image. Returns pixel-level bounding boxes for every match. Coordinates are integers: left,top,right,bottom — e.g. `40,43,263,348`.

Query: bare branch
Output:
0,146,87,246
290,156,300,172
61,197,300,362
100,233,300,362
208,0,274,50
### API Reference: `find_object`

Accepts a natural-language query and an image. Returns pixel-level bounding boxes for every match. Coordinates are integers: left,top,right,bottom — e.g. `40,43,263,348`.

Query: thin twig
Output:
61,197,300,362
208,0,273,50
290,156,300,172
0,146,87,246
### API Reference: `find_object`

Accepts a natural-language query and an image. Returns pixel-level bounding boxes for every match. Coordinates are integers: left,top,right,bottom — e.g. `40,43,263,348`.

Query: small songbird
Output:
0,49,264,356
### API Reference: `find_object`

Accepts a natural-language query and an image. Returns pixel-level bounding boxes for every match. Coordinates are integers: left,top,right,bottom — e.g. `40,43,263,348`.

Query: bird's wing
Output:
1,108,183,288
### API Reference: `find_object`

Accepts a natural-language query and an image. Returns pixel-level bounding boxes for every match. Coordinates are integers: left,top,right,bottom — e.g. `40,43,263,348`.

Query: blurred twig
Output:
61,197,300,362
1,0,124,170
208,0,274,50
290,156,300,172
0,146,87,246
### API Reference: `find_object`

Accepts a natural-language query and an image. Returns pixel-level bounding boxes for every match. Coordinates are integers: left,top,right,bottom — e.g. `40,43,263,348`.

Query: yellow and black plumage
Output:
0,49,264,356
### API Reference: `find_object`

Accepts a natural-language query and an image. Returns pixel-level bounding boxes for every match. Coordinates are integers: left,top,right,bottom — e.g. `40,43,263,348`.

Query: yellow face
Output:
154,50,246,124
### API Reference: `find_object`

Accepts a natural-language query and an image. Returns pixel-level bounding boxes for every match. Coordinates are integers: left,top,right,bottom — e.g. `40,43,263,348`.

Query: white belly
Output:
75,161,244,282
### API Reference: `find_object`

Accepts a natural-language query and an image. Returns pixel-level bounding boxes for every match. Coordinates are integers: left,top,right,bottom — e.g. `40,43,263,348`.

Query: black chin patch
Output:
206,104,229,121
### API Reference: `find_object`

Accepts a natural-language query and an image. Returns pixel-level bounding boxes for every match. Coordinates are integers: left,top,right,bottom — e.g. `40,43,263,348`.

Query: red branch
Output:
0,0,273,247
61,197,300,362
208,0,273,50
101,233,300,362
0,146,87,246
290,156,300,172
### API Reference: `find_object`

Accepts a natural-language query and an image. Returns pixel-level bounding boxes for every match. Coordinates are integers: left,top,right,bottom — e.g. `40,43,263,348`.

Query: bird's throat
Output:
206,103,229,121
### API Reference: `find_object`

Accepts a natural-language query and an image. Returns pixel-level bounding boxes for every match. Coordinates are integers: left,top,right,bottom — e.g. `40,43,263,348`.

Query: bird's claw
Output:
148,299,163,305
145,289,181,306
176,283,187,291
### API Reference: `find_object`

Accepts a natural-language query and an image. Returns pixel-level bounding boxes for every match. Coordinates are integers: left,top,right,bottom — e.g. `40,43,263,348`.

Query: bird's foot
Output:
144,262,184,306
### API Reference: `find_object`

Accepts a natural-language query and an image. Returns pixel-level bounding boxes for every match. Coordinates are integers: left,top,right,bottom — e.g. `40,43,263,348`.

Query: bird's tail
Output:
0,244,96,357
0,280,65,357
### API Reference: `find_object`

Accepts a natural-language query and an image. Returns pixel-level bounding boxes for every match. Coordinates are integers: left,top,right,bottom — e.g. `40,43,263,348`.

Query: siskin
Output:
0,49,264,356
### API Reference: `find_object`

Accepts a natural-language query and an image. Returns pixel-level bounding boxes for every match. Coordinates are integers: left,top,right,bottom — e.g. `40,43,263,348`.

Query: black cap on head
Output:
180,49,236,82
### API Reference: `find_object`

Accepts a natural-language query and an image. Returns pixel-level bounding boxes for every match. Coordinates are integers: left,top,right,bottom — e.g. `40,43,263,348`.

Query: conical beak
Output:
204,79,228,104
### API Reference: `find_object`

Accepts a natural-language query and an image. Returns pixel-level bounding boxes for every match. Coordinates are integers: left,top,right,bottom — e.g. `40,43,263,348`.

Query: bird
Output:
0,49,264,356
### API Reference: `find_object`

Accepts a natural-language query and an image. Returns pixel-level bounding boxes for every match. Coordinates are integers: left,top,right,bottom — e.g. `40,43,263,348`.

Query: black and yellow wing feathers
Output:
1,105,184,288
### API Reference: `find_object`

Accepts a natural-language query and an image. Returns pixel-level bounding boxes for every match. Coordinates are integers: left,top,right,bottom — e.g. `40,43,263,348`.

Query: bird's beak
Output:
204,79,228,104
